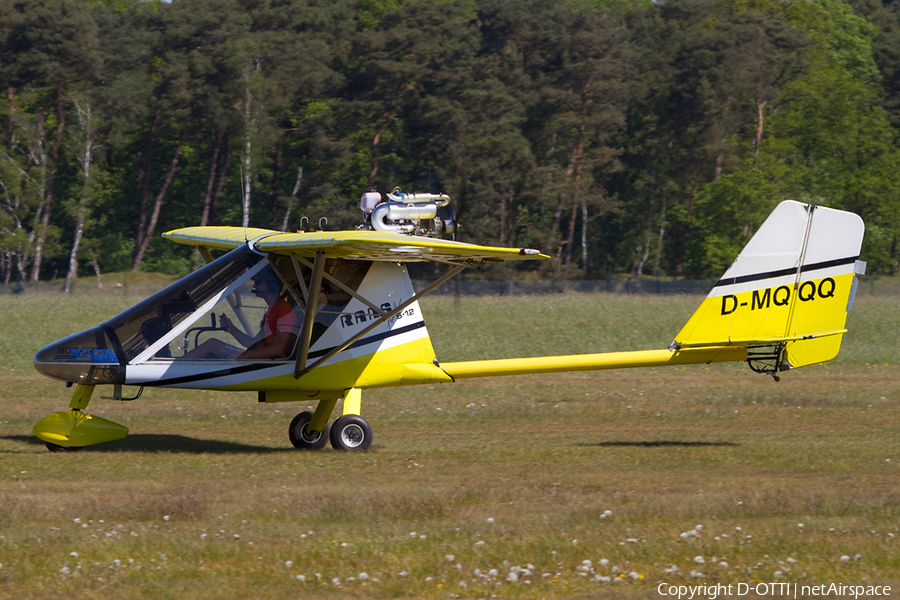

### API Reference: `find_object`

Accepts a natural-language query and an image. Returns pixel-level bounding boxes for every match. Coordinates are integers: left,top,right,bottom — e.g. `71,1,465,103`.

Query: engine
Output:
359,188,457,239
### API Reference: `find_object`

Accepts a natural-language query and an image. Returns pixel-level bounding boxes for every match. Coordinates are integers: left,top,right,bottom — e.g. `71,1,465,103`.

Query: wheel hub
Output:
340,424,365,448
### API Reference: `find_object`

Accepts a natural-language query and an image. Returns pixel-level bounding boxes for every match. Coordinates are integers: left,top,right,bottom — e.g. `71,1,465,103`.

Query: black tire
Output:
288,411,330,450
45,442,80,452
329,415,372,451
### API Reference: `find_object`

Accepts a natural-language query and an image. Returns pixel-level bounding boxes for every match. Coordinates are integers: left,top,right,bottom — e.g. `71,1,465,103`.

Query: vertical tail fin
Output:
673,201,865,372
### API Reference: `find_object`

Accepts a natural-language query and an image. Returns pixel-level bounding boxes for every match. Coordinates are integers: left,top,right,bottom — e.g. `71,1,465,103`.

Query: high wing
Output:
163,226,549,263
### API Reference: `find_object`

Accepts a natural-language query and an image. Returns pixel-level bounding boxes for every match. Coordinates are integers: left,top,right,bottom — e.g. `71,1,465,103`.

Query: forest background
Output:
2,0,900,290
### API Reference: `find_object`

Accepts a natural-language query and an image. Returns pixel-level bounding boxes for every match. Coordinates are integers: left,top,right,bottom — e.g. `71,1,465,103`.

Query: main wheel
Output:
329,415,372,451
288,411,330,450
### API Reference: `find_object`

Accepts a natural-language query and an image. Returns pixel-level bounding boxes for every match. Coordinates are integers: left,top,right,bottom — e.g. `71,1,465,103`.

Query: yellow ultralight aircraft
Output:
32,191,866,452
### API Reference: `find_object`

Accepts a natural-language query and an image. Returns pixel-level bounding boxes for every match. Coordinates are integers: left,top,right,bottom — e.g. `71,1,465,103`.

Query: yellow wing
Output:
163,226,549,262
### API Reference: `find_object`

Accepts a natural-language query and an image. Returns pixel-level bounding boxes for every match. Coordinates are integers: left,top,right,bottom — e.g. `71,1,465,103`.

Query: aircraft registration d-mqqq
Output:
32,191,866,452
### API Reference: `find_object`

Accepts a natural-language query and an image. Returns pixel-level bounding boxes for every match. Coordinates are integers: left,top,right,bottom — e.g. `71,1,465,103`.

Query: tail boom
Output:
441,346,747,380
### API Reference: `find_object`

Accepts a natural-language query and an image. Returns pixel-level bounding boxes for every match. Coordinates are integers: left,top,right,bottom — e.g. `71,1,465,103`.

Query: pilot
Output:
185,270,299,360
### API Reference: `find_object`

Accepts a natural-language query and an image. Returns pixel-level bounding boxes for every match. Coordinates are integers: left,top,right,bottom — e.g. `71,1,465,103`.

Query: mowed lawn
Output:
0,285,898,599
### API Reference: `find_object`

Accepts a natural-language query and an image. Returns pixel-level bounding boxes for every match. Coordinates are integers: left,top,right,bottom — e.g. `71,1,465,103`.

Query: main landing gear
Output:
288,388,372,451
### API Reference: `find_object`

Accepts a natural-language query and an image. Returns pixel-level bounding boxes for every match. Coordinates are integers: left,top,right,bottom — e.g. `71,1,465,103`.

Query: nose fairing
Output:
33,326,125,385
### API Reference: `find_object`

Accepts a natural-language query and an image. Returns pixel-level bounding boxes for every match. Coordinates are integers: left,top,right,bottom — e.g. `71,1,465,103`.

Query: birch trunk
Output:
32,86,66,281
134,107,162,259
131,140,184,271
753,99,767,157
200,130,224,227
64,100,93,293
281,166,303,231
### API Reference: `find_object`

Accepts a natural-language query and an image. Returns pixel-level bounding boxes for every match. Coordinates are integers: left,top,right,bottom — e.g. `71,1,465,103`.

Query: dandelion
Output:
69,552,79,558
787,558,797,564
285,561,294,568
332,577,341,585
61,566,70,575
488,569,499,577
629,571,639,580
694,556,705,564
774,571,784,578
572,539,579,545
507,571,519,583
419,535,427,540
854,554,862,561
840,555,851,563
475,540,485,546
446,554,455,562
399,571,408,577
200,534,208,540
695,525,703,531
409,532,417,537
359,572,368,580
582,560,592,568
719,562,728,568
600,559,609,567
487,517,495,524
296,575,305,582
163,515,170,522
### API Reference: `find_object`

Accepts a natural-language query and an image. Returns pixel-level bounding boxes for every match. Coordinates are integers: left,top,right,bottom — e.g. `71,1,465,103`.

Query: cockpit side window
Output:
174,265,302,361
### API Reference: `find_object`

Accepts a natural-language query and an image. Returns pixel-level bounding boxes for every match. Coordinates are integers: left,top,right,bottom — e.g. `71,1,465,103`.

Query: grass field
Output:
0,286,898,599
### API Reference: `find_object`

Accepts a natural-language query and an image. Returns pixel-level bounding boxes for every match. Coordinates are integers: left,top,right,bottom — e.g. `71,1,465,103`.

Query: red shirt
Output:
264,297,298,346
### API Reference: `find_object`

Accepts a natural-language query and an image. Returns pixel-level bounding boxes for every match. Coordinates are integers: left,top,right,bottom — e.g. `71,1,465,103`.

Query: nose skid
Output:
33,326,125,384
33,410,128,448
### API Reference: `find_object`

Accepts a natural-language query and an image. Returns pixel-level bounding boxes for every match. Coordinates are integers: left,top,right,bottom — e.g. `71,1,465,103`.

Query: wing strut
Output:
294,250,326,377
294,261,469,379
294,255,386,317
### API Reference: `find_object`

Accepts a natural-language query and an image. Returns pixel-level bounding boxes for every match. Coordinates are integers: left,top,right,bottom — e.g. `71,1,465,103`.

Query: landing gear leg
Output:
288,411,330,449
329,389,372,451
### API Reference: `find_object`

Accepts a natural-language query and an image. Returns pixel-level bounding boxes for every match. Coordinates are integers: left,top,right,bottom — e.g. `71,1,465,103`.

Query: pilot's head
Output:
251,271,280,299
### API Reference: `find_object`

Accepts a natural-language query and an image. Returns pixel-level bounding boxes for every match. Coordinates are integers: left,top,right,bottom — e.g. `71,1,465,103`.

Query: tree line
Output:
2,0,899,289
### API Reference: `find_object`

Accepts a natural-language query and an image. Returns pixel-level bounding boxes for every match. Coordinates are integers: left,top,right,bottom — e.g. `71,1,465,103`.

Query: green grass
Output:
1,289,899,598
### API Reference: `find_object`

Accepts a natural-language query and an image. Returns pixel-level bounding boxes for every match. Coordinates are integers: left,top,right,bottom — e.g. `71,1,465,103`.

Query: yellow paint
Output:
33,410,128,447
674,274,854,351
261,390,342,403
68,384,94,410
441,347,747,379
310,397,337,431
342,388,362,416
163,226,548,262
215,336,452,392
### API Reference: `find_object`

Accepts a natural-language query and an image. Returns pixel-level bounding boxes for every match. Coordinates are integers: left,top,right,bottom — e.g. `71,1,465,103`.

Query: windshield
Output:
107,246,260,362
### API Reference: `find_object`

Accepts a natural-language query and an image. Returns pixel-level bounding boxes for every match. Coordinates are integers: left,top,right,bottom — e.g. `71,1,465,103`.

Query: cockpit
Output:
33,245,370,384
